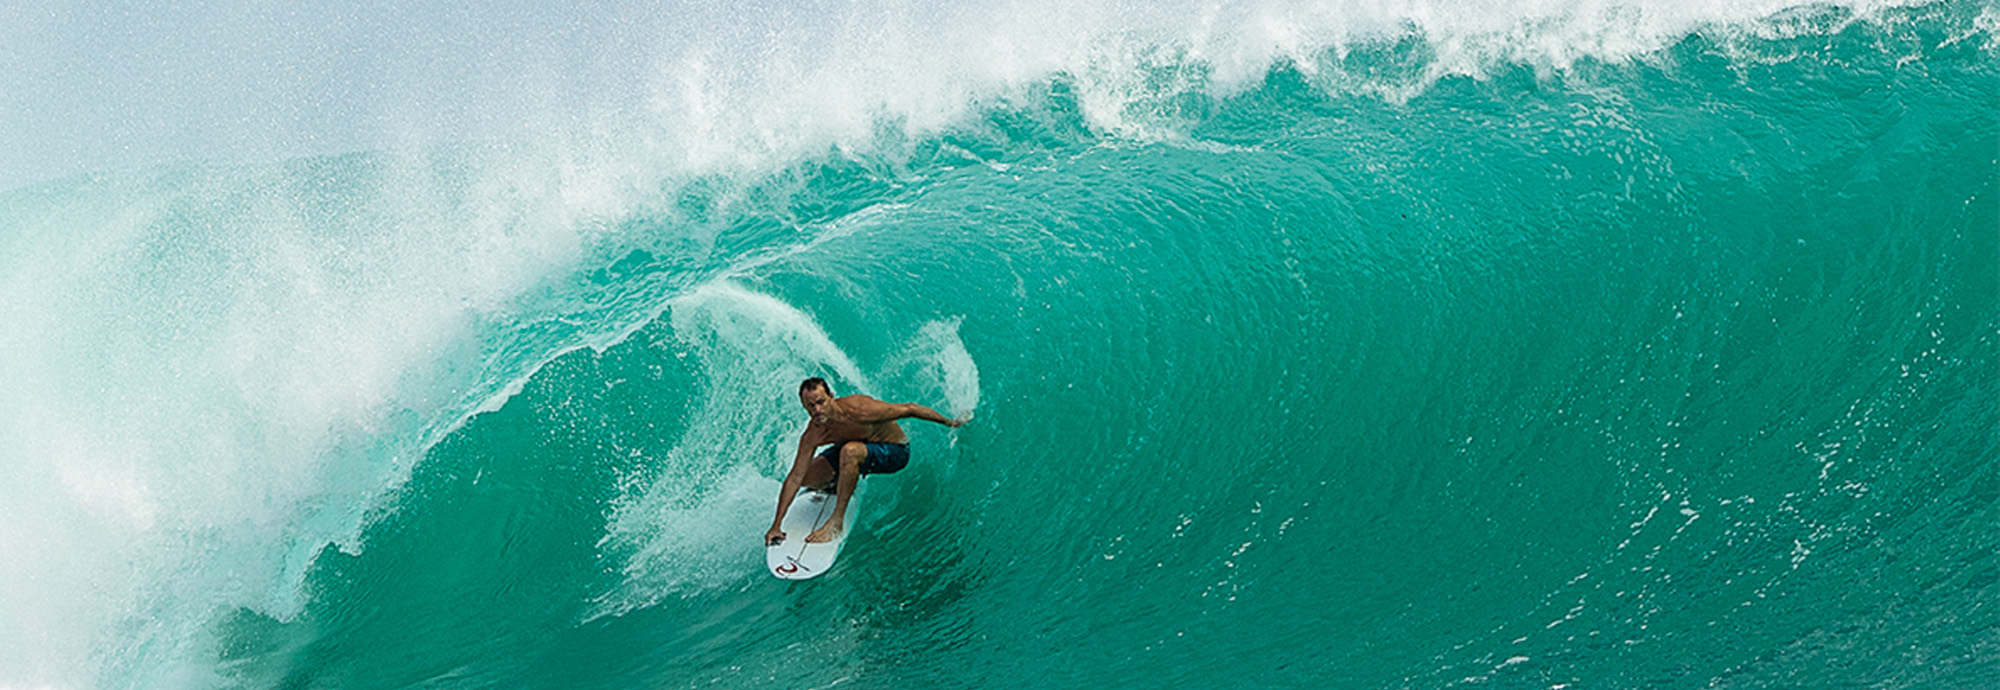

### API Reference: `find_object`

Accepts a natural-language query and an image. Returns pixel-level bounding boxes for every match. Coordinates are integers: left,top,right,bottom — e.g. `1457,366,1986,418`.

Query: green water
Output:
1,2,1994,689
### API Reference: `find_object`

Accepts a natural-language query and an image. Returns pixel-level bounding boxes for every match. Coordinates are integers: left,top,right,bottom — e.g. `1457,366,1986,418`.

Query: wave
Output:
0,1,1992,688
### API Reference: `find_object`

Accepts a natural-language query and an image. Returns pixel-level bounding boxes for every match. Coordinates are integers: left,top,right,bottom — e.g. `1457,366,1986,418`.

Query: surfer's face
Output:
800,386,834,423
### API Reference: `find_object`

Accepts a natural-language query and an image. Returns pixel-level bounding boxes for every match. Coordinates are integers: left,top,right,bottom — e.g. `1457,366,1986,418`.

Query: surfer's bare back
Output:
766,377,963,546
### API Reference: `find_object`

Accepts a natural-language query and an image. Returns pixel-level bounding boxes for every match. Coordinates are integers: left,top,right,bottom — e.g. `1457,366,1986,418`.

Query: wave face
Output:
2,2,1995,689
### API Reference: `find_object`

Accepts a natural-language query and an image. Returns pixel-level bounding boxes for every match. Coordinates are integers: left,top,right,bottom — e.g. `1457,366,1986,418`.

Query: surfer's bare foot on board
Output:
806,522,843,543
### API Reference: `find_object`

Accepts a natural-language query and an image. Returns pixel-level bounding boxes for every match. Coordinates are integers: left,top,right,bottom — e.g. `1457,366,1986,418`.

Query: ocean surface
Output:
1,1,1995,688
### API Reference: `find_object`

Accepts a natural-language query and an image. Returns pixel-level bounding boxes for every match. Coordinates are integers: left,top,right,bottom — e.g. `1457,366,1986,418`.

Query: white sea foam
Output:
546,0,1936,178
887,318,983,420
932,321,984,420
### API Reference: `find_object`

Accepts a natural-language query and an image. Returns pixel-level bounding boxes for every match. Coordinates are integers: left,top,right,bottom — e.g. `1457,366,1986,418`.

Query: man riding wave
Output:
766,377,964,545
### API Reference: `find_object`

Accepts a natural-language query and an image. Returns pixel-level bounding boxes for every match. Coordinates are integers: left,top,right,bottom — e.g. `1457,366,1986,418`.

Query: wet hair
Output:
799,377,831,395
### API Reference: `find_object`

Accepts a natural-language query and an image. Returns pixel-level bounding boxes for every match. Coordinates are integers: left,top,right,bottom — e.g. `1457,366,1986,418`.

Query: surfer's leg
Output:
808,442,865,543
803,445,838,492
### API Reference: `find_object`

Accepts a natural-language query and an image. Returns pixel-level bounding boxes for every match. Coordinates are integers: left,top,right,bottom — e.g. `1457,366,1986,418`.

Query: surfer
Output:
766,377,963,545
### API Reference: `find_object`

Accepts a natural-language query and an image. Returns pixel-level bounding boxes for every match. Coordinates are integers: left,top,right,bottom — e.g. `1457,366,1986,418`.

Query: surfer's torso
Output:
804,394,910,446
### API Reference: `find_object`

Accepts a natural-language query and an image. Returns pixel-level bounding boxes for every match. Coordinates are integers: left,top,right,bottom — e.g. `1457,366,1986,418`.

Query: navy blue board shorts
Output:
815,442,910,478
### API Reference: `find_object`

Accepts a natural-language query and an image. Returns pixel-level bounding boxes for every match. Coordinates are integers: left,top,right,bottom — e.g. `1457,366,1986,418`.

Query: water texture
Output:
0,1,1994,688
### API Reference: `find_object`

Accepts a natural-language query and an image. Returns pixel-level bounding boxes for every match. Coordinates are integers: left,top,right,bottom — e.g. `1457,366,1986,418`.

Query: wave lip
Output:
625,0,1950,171
1,0,1940,192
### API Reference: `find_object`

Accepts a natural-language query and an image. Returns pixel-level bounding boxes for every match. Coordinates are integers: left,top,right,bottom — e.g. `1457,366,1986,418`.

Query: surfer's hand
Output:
765,526,785,546
946,416,967,428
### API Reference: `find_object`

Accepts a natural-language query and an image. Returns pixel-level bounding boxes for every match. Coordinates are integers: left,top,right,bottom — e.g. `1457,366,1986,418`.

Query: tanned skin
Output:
766,380,963,545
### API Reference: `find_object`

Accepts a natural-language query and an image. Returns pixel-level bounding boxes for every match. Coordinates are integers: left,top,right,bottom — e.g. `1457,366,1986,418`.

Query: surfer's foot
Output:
806,522,843,543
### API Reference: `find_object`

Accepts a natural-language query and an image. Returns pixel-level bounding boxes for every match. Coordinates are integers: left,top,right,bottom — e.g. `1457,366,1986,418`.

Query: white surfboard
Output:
765,486,857,580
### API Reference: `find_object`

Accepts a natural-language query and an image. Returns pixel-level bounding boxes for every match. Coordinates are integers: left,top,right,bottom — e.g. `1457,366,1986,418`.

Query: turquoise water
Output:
1,2,1995,689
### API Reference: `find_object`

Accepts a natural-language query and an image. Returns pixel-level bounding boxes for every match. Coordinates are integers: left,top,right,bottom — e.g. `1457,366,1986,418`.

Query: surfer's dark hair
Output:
800,377,831,395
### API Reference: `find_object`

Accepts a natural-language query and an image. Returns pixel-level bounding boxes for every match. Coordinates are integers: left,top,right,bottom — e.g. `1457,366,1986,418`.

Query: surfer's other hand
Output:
765,527,785,546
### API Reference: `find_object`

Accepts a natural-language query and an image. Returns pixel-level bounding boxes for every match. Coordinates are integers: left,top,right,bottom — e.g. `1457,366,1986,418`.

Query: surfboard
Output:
765,486,856,580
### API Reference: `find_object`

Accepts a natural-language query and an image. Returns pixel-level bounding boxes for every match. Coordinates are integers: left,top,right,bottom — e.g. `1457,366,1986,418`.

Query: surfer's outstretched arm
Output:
898,403,965,428
845,396,964,427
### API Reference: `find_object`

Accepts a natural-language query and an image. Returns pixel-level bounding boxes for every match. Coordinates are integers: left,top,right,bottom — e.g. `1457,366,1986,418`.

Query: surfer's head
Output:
799,377,834,422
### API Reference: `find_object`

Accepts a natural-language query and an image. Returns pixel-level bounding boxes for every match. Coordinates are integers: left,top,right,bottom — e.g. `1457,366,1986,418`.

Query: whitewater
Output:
0,1,1994,688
